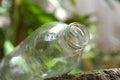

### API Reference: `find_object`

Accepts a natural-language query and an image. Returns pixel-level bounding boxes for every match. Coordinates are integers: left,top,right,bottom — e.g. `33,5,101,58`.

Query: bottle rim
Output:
64,22,90,49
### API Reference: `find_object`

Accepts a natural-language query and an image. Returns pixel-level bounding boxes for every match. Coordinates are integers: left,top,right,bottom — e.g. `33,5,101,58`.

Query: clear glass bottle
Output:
0,22,89,80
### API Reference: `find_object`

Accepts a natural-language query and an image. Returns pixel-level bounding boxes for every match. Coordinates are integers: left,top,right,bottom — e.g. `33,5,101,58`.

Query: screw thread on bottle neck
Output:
64,22,89,50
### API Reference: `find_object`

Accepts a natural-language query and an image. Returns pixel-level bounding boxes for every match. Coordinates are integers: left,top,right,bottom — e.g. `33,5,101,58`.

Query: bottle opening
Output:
64,22,90,49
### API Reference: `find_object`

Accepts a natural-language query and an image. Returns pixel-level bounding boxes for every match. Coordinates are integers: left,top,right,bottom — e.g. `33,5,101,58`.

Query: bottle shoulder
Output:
37,22,67,33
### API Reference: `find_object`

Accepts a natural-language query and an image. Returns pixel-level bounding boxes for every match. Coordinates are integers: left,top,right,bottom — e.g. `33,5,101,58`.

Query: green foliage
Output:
4,40,14,55
0,0,11,14
68,68,82,75
45,58,67,69
0,28,5,43
69,0,76,5
0,28,6,60
116,0,120,2
24,0,57,23
22,0,58,36
65,14,90,26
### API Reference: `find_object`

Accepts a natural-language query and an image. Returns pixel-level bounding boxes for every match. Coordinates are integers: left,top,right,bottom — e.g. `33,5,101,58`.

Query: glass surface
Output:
0,22,89,80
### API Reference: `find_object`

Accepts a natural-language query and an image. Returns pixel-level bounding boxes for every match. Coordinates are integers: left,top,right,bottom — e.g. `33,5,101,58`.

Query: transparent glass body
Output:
0,22,89,80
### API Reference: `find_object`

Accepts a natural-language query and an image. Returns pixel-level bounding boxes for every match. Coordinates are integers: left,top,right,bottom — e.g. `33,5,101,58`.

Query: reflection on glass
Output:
0,22,89,80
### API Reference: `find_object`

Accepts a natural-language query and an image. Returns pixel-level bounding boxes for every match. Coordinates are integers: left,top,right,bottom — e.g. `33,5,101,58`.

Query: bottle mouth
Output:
64,22,90,49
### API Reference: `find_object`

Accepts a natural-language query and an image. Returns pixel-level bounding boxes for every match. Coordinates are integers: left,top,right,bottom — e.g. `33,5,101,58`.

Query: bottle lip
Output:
64,22,90,49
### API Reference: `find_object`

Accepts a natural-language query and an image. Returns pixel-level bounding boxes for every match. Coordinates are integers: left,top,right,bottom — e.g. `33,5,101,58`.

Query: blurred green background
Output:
0,0,120,72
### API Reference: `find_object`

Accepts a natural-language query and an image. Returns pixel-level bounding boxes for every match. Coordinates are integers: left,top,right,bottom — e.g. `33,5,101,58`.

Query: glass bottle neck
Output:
57,22,89,56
